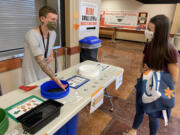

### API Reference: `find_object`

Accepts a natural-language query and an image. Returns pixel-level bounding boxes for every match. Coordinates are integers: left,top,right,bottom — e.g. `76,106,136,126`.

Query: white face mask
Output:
145,29,154,41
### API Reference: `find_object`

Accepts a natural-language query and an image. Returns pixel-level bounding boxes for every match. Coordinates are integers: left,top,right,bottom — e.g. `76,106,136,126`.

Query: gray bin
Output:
79,36,102,62
80,48,98,62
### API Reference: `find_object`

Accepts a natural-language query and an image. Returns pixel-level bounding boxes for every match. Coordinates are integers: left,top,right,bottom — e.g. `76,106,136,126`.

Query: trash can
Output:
54,114,78,135
79,36,102,62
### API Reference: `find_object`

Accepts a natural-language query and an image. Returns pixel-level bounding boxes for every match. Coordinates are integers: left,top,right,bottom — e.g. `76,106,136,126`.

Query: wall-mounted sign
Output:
137,12,148,30
100,10,148,30
80,2,98,31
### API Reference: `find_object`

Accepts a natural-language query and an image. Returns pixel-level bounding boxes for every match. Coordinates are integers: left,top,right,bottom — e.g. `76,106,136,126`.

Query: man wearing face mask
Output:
22,6,66,90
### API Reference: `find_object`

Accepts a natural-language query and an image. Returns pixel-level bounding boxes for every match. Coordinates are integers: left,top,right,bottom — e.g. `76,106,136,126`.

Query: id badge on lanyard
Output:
39,26,49,58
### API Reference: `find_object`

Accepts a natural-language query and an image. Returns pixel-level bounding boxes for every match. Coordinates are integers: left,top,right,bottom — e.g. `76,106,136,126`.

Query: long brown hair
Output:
148,15,176,71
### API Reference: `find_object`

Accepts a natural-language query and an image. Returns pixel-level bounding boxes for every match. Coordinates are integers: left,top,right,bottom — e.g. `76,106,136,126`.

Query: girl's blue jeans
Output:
132,91,159,135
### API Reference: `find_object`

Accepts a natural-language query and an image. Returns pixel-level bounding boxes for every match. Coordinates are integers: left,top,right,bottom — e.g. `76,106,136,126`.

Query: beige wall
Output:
67,53,80,67
0,68,22,94
64,0,80,68
101,0,176,22
65,0,79,47
101,0,177,42
171,4,180,34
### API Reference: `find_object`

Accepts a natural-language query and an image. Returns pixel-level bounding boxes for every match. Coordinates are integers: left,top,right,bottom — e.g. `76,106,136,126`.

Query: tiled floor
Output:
78,39,180,135
78,107,112,135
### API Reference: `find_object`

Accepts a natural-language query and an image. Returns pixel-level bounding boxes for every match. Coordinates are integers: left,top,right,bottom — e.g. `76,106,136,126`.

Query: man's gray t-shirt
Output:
22,29,56,85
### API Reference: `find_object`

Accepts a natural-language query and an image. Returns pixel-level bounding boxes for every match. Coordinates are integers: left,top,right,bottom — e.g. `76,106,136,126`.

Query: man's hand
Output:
46,51,54,64
61,84,68,91
46,56,53,64
54,78,68,91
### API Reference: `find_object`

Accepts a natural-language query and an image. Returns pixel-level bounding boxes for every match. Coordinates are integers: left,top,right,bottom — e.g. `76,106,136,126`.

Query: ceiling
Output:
137,0,180,4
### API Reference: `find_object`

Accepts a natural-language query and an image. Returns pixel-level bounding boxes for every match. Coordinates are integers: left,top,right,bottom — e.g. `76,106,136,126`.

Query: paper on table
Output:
116,72,123,90
59,92,83,104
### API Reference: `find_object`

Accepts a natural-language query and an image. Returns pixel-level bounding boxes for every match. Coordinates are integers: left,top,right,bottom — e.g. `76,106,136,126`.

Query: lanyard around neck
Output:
39,26,49,58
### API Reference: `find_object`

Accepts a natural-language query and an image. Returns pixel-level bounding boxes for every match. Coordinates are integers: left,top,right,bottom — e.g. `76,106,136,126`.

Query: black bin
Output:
79,36,102,62
16,100,63,134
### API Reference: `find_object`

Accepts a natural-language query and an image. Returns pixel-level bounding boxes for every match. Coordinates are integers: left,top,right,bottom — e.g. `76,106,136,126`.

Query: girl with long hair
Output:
123,15,179,135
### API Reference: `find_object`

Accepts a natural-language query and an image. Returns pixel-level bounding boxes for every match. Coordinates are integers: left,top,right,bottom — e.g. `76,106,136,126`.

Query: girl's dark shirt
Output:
143,42,178,72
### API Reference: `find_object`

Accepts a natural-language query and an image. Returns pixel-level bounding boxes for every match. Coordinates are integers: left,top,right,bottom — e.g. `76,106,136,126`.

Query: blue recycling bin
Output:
54,114,78,135
79,36,102,62
40,80,70,99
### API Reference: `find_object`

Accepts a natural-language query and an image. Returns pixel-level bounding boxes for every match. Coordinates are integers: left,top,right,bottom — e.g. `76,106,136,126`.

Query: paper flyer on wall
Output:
80,2,99,32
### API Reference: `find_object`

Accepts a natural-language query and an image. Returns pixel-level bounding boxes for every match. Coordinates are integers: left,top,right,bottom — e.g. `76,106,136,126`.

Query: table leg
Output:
104,88,114,112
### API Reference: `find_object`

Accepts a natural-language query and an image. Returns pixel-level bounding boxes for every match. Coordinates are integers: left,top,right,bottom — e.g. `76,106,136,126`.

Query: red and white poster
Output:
100,10,148,30
80,2,98,31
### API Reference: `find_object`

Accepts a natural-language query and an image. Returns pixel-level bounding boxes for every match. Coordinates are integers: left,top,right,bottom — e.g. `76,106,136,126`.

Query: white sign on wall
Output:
105,11,138,28
80,2,98,31
100,10,148,30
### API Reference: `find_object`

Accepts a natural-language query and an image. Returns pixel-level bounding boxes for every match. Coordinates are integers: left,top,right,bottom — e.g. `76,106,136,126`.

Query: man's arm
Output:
35,55,66,90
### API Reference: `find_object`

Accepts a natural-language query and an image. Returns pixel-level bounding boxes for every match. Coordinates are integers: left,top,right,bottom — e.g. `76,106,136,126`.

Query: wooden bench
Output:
99,29,115,39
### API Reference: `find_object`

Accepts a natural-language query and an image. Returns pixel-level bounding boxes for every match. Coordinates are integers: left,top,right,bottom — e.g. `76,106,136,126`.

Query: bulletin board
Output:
100,10,148,30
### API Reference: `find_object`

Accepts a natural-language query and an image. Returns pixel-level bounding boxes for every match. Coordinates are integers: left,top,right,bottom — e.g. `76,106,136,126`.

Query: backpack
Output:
135,70,175,126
